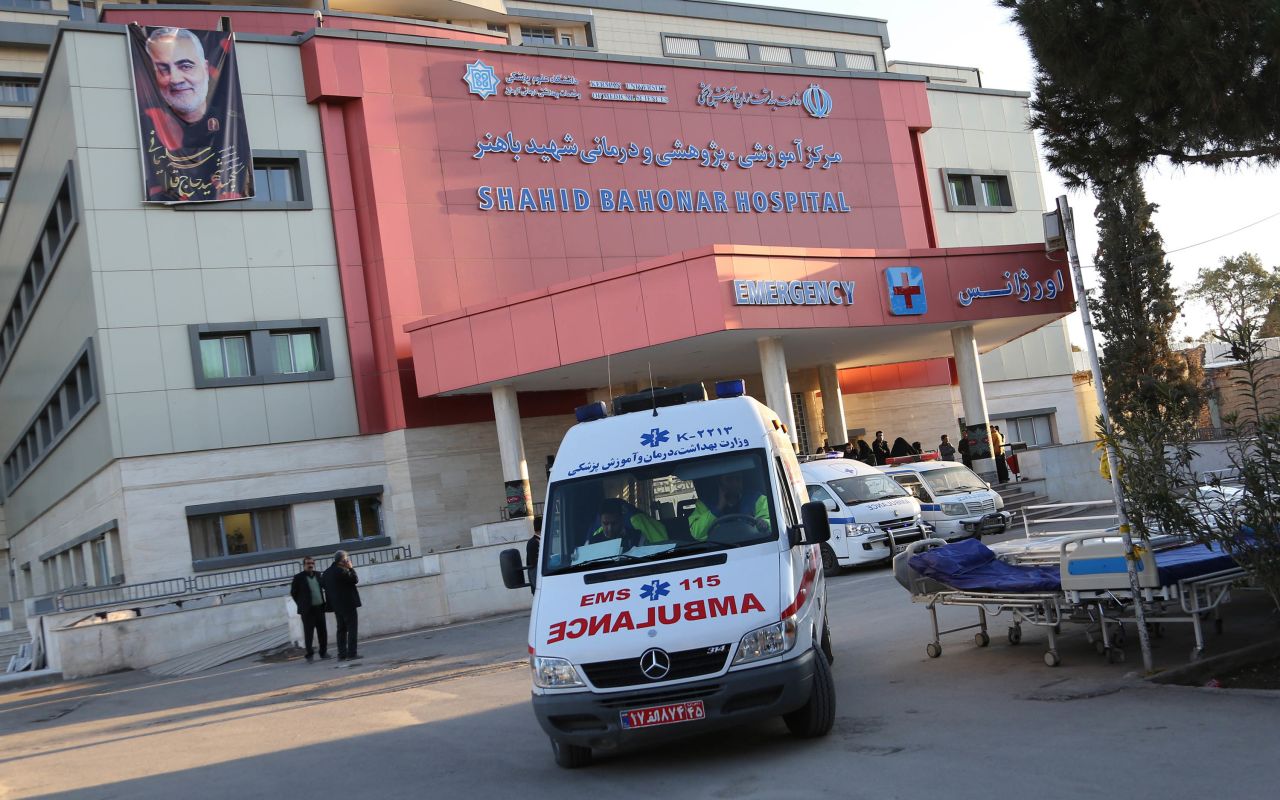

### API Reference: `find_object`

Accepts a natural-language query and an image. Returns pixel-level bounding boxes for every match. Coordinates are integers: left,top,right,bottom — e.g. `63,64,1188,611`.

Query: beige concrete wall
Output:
66,30,356,462
920,86,1048,247
47,541,533,678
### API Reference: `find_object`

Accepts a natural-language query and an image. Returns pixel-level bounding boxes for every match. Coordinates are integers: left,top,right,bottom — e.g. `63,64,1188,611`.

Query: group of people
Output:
289,550,364,663
814,430,925,466
813,425,1012,482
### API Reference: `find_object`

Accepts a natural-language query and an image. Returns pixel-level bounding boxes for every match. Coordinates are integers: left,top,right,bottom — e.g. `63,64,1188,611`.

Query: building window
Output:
713,41,749,60
3,340,97,495
998,414,1056,447
188,319,334,388
758,45,792,64
520,26,556,46
803,50,837,68
941,170,1016,213
486,23,507,34
0,78,38,105
560,34,573,47
0,0,53,10
189,508,292,559
846,52,877,70
67,0,98,21
0,164,77,380
337,495,383,541
199,334,251,380
251,159,302,203
663,36,700,57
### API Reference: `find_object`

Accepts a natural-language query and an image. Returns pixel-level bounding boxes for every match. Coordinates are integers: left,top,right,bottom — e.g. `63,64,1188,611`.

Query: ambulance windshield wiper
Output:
571,553,652,571
670,541,733,555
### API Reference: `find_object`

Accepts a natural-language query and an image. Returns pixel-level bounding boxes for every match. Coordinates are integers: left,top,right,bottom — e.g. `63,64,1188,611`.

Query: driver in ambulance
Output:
688,472,769,540
586,498,669,549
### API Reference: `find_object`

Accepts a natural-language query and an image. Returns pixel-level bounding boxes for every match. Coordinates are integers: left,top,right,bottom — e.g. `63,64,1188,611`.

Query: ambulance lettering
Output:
545,593,767,644
580,588,631,606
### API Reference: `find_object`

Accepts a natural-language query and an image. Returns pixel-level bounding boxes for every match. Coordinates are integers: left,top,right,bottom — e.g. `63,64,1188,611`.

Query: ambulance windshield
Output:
541,451,778,575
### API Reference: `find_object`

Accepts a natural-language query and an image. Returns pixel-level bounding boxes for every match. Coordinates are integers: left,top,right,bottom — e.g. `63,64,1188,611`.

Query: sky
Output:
749,0,1280,344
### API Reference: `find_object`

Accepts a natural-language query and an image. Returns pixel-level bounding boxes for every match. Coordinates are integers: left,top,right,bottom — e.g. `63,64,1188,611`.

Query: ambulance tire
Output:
820,544,840,577
820,612,834,665
551,738,592,769
784,647,836,739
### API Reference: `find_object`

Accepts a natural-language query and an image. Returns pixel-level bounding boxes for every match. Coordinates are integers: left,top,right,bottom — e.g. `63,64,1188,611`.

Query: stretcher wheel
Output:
1190,647,1203,662
926,642,942,659
1007,626,1022,645
1094,639,1106,655
1107,648,1125,665
1114,625,1127,645
1044,650,1061,667
974,632,990,648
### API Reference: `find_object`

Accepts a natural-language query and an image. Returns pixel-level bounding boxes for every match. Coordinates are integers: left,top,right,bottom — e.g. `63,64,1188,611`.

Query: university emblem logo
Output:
802,84,832,118
886,266,927,316
463,60,501,99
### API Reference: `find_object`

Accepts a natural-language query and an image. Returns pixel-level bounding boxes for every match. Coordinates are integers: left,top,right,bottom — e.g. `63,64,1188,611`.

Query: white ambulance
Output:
500,381,836,768
800,455,929,574
877,454,1011,541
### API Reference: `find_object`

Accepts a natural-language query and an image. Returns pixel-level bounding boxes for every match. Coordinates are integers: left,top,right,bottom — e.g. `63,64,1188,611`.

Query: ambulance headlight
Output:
732,616,797,665
994,494,1005,510
848,523,876,537
942,502,968,516
531,656,585,688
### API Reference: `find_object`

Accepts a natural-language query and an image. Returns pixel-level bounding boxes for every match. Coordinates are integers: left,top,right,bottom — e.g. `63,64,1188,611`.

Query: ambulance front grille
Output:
583,644,731,689
965,498,996,514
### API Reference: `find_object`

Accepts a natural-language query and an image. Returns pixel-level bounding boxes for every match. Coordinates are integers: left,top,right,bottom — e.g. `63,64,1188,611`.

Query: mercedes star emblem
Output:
639,648,671,680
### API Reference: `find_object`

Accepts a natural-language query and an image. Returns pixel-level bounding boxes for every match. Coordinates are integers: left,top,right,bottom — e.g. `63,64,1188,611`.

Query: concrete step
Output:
146,624,290,677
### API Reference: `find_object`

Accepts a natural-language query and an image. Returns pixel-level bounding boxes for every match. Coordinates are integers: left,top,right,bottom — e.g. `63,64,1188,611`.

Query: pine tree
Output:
1091,169,1201,431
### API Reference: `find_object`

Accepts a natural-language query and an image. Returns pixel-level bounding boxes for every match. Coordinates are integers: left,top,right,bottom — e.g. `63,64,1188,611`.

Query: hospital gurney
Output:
896,535,1250,666
894,538,1069,666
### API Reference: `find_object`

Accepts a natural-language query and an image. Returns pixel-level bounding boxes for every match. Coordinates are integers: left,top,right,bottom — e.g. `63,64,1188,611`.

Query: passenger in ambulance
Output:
586,498,669,549
688,472,769,541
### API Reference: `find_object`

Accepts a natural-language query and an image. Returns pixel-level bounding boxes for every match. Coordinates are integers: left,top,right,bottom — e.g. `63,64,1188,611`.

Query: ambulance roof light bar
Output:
574,401,608,423
884,451,942,466
714,379,745,398
612,383,707,416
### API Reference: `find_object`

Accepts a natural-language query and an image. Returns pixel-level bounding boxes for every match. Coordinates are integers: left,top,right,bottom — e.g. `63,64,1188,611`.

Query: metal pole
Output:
1056,194,1154,673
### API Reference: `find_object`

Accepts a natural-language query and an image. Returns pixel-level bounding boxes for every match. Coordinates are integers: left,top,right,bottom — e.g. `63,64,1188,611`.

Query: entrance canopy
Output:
405,243,1073,396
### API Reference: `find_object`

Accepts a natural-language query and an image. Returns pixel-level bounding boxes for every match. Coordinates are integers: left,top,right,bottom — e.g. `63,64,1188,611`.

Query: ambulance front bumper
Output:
532,648,818,750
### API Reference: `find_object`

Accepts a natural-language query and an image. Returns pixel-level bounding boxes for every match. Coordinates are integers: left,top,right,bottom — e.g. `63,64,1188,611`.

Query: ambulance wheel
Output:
1044,650,1061,667
551,738,592,769
820,544,840,578
926,642,942,658
974,632,990,648
784,647,836,739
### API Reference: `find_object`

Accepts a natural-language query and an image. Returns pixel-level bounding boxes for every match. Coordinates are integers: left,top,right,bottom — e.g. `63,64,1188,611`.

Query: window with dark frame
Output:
942,170,1015,212
2,340,97,495
520,25,556,45
250,159,302,203
188,320,333,388
336,495,383,541
0,78,39,105
188,508,292,560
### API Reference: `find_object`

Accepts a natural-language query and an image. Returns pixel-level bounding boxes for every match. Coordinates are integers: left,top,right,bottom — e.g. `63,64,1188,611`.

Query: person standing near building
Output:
871,431,890,465
958,429,972,468
323,550,362,661
992,425,1009,484
289,557,329,662
938,434,956,462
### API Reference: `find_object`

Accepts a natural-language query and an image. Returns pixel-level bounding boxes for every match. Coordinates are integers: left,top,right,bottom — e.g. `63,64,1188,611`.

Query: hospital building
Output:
0,0,1096,673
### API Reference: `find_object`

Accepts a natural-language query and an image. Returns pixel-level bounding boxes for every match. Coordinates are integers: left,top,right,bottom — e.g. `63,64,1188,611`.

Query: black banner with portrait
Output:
128,24,254,203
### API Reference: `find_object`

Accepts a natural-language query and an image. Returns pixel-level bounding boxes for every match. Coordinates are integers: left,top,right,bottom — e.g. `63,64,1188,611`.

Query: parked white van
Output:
500,381,836,768
800,455,928,574
877,454,1011,541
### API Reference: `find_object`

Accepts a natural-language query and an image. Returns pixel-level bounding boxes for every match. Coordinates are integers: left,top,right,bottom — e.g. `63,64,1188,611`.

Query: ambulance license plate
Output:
620,700,706,729
893,542,908,554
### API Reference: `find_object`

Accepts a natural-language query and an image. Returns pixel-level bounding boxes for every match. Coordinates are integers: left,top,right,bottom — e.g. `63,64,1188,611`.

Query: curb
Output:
0,668,63,693
1145,636,1280,687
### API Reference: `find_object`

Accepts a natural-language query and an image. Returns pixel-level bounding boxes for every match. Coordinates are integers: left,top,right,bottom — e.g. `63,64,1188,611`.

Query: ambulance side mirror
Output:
499,548,528,590
800,501,832,545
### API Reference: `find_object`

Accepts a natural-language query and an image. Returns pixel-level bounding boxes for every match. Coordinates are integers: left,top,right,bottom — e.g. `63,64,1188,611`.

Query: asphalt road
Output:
1,551,1278,799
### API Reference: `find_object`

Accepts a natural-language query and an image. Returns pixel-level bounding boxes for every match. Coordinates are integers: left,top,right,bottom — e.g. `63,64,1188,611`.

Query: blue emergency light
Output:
714,379,746,398
574,401,608,422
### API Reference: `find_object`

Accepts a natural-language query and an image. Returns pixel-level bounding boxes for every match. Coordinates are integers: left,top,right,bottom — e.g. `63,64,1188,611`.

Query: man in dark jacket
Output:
290,556,329,662
322,550,362,661
871,431,890,465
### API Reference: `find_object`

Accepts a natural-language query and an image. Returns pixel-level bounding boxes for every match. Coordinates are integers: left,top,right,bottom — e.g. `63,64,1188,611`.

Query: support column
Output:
758,337,797,448
950,326,996,478
491,385,532,518
818,364,848,448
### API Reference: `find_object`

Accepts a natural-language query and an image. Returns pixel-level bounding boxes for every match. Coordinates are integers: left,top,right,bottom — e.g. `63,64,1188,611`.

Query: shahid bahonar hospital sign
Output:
464,59,853,217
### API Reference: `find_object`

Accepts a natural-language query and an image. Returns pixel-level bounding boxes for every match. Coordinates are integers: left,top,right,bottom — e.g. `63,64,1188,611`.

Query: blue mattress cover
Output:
1155,541,1239,584
908,538,1061,592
